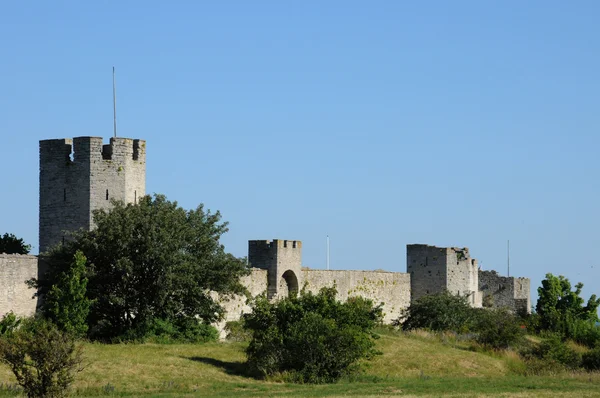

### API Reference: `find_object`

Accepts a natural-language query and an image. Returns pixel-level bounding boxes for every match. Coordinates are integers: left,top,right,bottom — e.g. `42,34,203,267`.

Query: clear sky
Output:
1,1,599,307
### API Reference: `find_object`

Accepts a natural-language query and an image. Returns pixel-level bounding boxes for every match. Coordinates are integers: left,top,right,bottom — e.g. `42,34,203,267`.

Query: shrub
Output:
0,312,21,336
243,287,382,383
473,308,524,349
0,318,84,398
522,334,582,370
116,317,218,343
582,346,600,371
398,291,476,333
225,320,251,342
568,319,600,348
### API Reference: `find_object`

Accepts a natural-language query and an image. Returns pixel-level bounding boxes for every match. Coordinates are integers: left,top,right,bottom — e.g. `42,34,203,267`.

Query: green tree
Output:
536,273,600,334
45,251,93,337
0,233,31,254
244,287,382,383
32,194,249,341
0,317,84,398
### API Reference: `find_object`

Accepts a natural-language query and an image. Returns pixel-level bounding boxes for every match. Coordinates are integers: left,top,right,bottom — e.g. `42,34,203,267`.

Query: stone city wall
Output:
213,268,268,338
302,269,411,323
479,270,531,313
0,254,39,317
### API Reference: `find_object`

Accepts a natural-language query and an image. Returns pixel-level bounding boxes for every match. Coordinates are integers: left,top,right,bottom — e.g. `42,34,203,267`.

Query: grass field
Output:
1,329,599,397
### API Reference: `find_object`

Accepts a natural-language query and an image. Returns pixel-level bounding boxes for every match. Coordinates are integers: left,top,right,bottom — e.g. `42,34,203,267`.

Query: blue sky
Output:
1,1,599,306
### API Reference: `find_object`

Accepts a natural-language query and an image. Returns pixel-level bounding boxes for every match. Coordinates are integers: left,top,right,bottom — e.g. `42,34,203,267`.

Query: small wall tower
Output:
248,239,302,300
39,136,146,253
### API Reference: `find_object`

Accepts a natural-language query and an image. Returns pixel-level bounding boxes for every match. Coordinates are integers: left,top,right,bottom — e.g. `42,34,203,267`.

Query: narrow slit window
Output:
106,189,109,200
63,188,66,202
134,190,137,203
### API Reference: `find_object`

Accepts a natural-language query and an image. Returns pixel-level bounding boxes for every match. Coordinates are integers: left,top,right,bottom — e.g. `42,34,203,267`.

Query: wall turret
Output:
248,239,302,300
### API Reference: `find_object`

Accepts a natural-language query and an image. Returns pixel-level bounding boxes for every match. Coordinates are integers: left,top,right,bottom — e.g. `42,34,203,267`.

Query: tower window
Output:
106,189,109,200
134,190,137,203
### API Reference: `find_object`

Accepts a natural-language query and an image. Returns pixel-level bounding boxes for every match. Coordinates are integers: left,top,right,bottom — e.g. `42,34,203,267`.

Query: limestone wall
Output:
446,248,481,307
407,244,448,302
213,268,268,338
479,270,531,313
302,270,411,323
0,254,39,317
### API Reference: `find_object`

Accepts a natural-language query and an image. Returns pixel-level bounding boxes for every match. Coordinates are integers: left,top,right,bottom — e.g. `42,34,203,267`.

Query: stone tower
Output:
407,244,481,307
248,239,302,300
39,136,146,253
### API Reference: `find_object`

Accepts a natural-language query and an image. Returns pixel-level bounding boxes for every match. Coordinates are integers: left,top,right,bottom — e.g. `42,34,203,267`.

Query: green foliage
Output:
536,273,600,340
0,233,31,255
398,292,476,333
0,318,84,398
567,318,600,348
243,287,382,383
45,251,93,337
32,194,249,341
582,346,600,371
473,308,524,349
224,320,251,342
0,312,21,336
522,334,582,370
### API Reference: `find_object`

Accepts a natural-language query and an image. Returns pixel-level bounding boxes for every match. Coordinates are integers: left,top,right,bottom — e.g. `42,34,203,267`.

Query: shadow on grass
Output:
186,356,256,379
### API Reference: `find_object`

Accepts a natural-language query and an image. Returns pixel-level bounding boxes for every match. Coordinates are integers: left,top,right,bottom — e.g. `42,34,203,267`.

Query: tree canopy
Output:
536,273,600,333
0,233,31,255
33,194,249,341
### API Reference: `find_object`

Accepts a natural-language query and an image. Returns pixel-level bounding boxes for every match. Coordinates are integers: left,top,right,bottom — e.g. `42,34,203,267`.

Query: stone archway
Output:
279,270,299,297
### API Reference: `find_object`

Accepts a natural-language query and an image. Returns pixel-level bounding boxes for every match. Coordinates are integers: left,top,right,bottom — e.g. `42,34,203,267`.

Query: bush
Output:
398,291,476,333
225,320,251,342
473,308,524,349
243,288,382,383
0,312,21,336
113,317,218,343
0,318,84,398
582,346,600,371
522,334,582,370
568,319,600,348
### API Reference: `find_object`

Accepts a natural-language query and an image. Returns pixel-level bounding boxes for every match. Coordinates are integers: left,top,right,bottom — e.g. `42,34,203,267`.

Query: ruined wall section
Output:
302,270,411,323
407,244,448,302
446,247,481,307
479,270,531,314
39,137,145,253
213,268,268,338
0,255,39,317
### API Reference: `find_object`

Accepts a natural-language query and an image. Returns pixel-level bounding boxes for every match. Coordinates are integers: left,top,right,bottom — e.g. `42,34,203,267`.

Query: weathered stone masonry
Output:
39,137,145,253
0,254,39,317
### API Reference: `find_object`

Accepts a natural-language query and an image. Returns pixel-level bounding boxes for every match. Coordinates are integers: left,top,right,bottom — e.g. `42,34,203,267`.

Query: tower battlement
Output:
248,239,302,299
39,136,146,253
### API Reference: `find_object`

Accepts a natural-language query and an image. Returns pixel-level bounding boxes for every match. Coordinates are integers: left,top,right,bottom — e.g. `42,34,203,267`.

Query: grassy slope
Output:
0,331,599,397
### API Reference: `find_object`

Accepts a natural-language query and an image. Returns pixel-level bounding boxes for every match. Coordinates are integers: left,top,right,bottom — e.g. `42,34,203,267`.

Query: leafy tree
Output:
536,273,600,335
0,233,31,255
243,287,382,383
397,291,477,332
32,194,249,341
0,317,84,398
45,251,93,337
